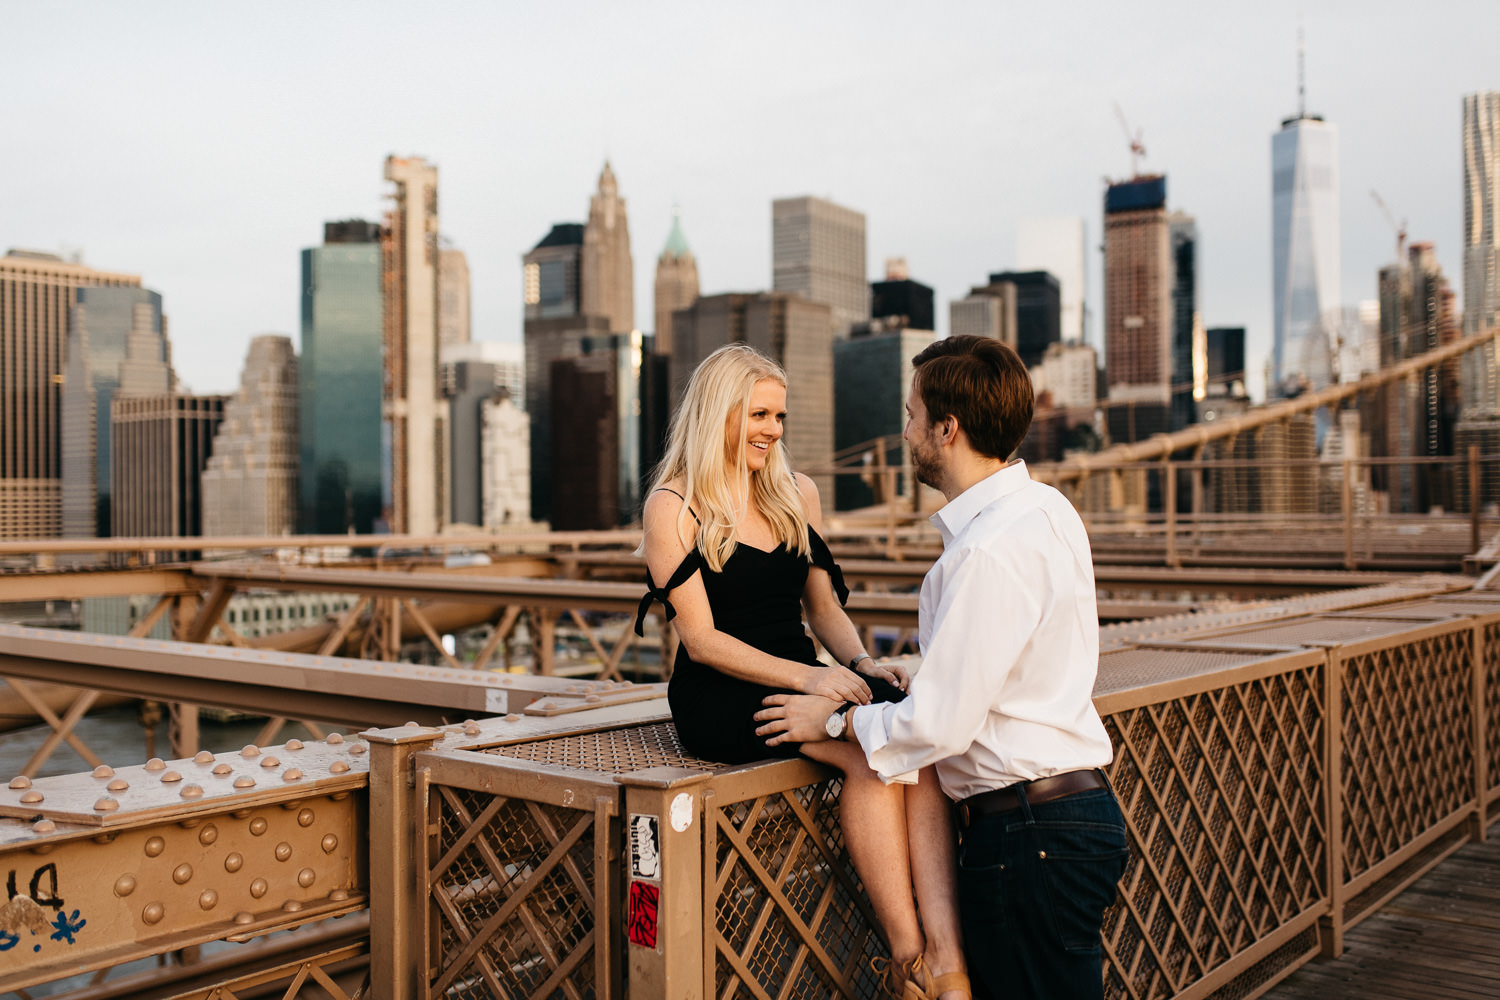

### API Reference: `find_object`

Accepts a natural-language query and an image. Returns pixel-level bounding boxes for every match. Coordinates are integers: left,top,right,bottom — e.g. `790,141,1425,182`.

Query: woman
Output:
635,343,969,1000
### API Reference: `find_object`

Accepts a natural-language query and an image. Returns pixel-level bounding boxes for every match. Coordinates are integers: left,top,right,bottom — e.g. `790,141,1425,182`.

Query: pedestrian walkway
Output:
1264,832,1500,999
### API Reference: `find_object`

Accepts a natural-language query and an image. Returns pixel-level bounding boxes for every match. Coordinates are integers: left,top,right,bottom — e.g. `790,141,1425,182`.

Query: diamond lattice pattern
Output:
428,785,601,999
711,779,887,999
1102,664,1325,1000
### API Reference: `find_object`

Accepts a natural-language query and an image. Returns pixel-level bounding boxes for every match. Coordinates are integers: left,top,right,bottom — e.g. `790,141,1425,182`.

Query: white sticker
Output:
484,689,508,713
669,793,693,833
630,814,661,879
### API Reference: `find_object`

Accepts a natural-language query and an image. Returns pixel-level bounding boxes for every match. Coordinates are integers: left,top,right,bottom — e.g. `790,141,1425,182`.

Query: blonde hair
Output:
648,343,809,572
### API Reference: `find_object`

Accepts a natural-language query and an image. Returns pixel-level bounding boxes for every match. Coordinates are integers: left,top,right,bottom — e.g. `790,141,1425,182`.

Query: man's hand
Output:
755,694,841,746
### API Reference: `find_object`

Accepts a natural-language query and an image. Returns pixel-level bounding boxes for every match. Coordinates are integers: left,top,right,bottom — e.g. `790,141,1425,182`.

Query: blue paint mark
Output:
32,943,40,952
50,909,85,944
0,930,17,952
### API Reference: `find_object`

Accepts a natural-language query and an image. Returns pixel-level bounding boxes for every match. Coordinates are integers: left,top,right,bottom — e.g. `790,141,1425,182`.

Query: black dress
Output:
635,521,905,764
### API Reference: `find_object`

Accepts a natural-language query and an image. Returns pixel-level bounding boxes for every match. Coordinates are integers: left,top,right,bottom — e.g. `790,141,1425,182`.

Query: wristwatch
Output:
825,702,854,740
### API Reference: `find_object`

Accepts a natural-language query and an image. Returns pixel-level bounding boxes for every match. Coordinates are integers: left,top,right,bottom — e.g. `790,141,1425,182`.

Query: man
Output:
756,335,1127,1000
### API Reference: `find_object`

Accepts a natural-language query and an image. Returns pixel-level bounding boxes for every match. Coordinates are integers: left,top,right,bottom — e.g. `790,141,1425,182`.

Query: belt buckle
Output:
957,801,971,828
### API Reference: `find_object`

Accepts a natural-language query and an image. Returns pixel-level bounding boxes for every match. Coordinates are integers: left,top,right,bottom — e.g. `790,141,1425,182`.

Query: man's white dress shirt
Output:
850,460,1114,801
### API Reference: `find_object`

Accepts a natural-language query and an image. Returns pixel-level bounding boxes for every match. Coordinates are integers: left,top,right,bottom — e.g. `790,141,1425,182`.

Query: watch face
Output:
824,709,845,739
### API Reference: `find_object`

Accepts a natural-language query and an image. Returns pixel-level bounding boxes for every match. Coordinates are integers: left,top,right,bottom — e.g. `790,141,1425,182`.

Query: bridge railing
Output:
5,579,1500,998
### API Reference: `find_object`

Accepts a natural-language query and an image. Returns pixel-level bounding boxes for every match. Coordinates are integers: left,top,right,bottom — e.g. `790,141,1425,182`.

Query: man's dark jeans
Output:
957,786,1129,1000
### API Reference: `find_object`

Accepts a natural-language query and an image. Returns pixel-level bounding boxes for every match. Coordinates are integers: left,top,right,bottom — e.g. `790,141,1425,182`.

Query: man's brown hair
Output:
911,335,1034,460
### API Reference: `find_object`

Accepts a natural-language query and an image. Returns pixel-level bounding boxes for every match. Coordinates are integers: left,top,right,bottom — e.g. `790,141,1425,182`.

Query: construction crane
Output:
1114,103,1147,178
1370,190,1407,263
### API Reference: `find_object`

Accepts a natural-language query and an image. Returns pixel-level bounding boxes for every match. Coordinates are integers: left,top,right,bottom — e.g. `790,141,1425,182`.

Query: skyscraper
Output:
111,393,226,539
1271,82,1340,396
949,287,1016,347
581,161,635,334
1,250,140,539
61,286,170,538
1168,213,1198,431
438,248,471,348
1462,92,1500,415
1103,175,1172,442
202,335,299,538
653,208,699,356
984,271,1060,369
869,266,935,333
1016,217,1088,343
382,155,450,535
772,196,868,338
833,328,934,510
300,220,384,536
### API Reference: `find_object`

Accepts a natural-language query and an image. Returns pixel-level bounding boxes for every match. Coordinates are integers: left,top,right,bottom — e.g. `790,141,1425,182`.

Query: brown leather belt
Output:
956,769,1109,828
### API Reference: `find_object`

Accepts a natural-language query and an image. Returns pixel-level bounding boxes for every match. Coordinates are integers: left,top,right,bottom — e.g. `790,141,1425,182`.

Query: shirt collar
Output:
930,459,1031,546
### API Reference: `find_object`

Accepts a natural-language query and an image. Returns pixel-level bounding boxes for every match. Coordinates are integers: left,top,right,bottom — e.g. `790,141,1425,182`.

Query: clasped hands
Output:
754,656,908,745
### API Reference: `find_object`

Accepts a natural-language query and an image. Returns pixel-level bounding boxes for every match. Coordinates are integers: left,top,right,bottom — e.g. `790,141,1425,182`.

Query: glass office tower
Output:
1272,113,1340,396
299,222,384,534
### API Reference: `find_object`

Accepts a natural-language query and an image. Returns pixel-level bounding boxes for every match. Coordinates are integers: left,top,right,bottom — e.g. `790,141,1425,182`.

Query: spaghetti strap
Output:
808,527,850,606
651,486,701,524
635,549,703,636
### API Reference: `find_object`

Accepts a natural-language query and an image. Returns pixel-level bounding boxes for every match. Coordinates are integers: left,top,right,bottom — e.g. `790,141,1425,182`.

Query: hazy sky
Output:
8,1,1497,402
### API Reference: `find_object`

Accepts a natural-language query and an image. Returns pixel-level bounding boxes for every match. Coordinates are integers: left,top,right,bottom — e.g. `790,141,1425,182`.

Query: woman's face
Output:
727,378,787,472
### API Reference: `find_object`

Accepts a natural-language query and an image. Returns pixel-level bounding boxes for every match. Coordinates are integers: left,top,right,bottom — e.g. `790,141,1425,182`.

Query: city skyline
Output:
6,2,1497,404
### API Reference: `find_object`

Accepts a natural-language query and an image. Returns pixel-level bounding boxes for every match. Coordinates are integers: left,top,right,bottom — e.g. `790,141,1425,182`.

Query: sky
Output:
7,1,1498,403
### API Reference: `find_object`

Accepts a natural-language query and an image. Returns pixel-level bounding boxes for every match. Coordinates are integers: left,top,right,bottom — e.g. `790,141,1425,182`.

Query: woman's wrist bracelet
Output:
849,653,873,671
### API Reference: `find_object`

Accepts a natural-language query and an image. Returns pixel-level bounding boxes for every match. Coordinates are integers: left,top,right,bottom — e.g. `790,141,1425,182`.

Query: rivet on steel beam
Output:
194,751,215,764
250,878,268,899
329,888,350,901
159,769,185,783
225,852,244,873
283,899,304,912
93,831,118,844
32,820,55,834
234,911,254,925
9,776,31,789
179,817,201,829
464,725,481,736
297,868,316,888
503,714,522,722
234,776,255,789
144,837,166,858
349,744,367,755
181,785,204,799
94,797,119,812
283,769,304,781
275,842,293,862
249,817,268,836
240,745,261,758
173,863,193,885
212,764,232,776
463,719,476,726
585,695,601,704
19,790,43,804
114,875,136,897
92,765,114,779
404,721,419,728
330,791,350,800
321,834,338,854
199,889,218,910
260,756,281,769
107,778,129,791
142,902,165,925
297,808,315,827
145,758,166,771
199,825,218,846
285,739,304,751
326,734,345,745
329,761,350,774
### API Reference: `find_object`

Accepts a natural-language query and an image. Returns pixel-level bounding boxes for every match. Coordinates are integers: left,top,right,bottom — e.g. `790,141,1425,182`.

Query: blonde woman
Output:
635,344,969,1000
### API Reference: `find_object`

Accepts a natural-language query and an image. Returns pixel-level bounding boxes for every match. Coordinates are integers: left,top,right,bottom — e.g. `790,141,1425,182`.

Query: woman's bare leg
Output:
802,740,925,967
906,765,967,998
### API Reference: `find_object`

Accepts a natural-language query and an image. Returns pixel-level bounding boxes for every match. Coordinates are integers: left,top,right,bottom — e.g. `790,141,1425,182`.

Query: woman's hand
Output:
858,658,909,692
801,664,872,705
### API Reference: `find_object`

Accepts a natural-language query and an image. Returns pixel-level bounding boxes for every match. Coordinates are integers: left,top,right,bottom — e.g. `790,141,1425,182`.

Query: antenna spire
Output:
1297,20,1306,119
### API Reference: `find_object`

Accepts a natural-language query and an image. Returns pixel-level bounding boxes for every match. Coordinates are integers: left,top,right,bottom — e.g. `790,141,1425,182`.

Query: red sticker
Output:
627,880,659,949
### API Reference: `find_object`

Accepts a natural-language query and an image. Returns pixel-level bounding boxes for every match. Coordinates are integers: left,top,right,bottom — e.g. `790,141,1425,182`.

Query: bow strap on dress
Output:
808,528,850,606
635,549,703,636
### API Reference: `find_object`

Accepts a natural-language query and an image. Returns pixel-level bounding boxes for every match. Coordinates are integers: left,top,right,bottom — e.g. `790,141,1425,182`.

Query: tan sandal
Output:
902,954,972,1000
870,955,911,999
